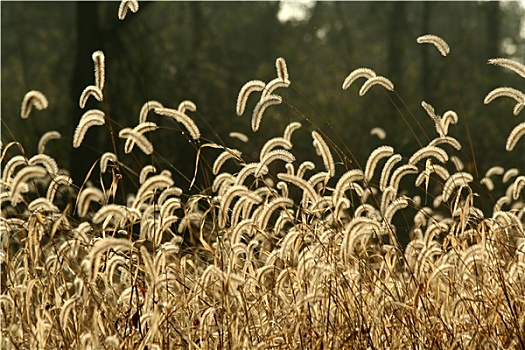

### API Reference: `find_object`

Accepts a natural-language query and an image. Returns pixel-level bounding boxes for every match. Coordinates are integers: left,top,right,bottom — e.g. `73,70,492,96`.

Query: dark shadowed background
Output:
2,1,524,196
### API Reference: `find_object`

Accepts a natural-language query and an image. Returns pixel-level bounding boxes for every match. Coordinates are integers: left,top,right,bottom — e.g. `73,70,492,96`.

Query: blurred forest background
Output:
2,1,525,195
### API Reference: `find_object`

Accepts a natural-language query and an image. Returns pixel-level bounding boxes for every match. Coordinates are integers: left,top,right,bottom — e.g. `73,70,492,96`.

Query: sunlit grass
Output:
1,4,525,350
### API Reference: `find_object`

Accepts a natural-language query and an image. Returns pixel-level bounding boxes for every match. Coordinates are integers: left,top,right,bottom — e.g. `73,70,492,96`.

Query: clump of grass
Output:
1,4,525,350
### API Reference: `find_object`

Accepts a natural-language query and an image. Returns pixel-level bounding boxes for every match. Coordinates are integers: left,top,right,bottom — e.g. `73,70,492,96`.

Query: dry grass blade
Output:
154,107,201,140
3,26,525,350
505,122,525,151
416,34,450,56
342,67,376,90
73,109,105,148
488,58,525,78
118,0,139,20
359,76,394,96
79,85,103,108
21,90,48,119
251,94,283,132
37,131,61,154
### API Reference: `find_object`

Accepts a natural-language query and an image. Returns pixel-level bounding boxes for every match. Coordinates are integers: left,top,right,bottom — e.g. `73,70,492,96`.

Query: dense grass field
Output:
1,2,525,349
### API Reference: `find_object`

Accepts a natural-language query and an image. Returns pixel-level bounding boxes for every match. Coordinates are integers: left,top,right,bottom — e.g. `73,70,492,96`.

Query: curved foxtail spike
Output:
417,34,450,57
256,197,294,231
45,174,72,202
409,145,449,166
251,94,282,132
28,154,59,175
333,169,364,205
119,127,155,155
359,76,394,96
364,146,394,182
512,176,525,200
342,68,376,90
135,174,174,204
255,149,295,178
21,90,48,119
421,101,438,120
118,0,139,20
100,152,117,173
503,168,519,184
259,137,292,160
283,122,302,141
92,51,105,90
428,136,461,150
38,131,61,154
229,132,248,143
370,127,386,140
488,58,525,78
277,172,318,206
154,107,201,140
10,166,48,206
122,122,158,154
236,80,266,116
77,187,104,217
311,131,335,177
213,148,242,175
139,100,163,123
506,122,525,151
484,87,525,116
79,85,103,108
73,109,105,148
262,78,290,98
442,172,473,202
484,87,525,106
178,100,197,114
389,164,418,193
275,57,289,82
297,161,315,179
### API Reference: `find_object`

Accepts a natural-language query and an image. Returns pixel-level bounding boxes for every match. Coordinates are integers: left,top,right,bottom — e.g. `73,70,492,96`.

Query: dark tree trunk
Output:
485,1,500,59
333,2,355,67
68,2,152,188
484,1,500,84
420,1,432,100
387,1,407,88
69,2,103,187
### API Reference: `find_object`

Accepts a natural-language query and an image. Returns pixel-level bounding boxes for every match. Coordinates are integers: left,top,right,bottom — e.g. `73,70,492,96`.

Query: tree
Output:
69,2,103,186
2,1,524,190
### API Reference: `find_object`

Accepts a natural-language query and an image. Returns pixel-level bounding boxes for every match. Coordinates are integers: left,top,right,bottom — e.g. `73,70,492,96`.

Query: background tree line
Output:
2,1,524,198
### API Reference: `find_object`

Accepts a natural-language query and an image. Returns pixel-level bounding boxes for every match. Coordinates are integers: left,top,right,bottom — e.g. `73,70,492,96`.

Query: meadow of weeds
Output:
1,2,525,349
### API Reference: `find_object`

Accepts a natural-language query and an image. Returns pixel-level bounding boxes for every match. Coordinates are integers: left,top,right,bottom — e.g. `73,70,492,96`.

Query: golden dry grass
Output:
1,6,525,350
